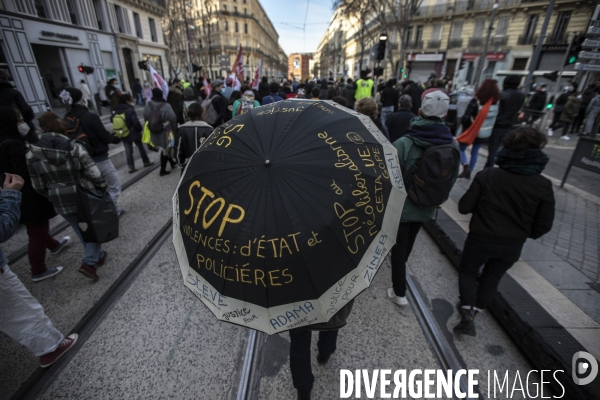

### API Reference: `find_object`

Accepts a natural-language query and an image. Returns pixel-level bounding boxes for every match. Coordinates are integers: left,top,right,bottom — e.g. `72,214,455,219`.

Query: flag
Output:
202,72,211,98
251,58,262,90
231,44,244,85
149,65,168,100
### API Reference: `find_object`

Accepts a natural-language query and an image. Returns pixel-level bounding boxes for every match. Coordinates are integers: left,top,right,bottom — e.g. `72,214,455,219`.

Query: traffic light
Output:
138,60,148,70
78,65,94,74
546,95,555,109
565,34,586,65
192,63,202,72
543,71,559,81
376,36,387,62
374,67,384,76
459,58,466,70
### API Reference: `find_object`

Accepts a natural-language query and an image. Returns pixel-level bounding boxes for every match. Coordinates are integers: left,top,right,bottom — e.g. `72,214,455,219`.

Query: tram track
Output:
11,220,172,400
6,162,161,266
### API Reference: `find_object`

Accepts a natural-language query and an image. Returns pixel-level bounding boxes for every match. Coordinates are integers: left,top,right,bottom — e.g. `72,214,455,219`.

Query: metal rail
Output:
406,271,478,400
6,163,160,265
11,219,172,400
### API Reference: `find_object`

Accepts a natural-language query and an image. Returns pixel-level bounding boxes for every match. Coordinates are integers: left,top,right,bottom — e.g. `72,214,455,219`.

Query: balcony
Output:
428,40,441,49
406,40,424,50
414,0,525,18
517,34,537,45
469,37,484,47
448,38,463,49
491,35,509,46
545,32,568,45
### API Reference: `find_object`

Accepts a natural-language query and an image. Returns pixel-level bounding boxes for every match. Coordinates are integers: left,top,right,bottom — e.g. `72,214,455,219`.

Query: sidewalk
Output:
428,143,600,397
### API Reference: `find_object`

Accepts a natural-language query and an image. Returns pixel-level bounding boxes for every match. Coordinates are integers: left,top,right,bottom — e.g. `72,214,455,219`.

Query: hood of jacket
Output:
114,103,134,115
0,80,13,90
406,120,454,147
31,132,74,166
180,120,213,129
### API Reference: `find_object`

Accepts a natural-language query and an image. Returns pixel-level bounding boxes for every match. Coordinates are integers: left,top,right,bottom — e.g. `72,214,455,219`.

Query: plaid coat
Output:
26,133,106,215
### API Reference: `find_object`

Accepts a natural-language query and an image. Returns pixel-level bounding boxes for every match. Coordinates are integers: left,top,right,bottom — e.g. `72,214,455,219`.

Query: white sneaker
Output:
547,128,553,137
560,135,570,140
388,288,408,306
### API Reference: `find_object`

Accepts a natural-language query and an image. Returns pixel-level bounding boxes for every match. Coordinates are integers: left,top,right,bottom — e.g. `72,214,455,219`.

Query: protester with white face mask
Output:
0,106,70,282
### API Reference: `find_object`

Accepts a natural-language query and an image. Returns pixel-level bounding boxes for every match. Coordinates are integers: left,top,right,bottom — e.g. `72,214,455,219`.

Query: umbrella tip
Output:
265,160,270,166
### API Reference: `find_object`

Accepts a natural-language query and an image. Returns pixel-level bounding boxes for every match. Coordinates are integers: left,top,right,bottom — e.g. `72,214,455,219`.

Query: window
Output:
92,0,104,30
524,14,539,41
149,17,157,42
235,21,238,32
472,19,485,38
225,20,228,31
234,6,237,12
244,23,248,33
415,25,423,42
496,16,510,37
133,12,143,38
33,0,46,18
66,0,78,25
431,24,442,41
450,21,463,40
512,58,528,71
244,8,247,14
114,5,126,33
552,11,571,42
405,26,413,46
223,4,227,11
294,57,300,69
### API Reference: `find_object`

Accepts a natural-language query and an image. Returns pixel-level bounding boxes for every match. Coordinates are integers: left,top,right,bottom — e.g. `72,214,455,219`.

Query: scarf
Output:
456,98,492,145
407,117,454,145
496,148,549,175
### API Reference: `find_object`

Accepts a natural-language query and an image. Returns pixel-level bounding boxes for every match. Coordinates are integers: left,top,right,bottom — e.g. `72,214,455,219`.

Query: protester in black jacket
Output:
455,126,555,337
111,94,153,173
0,72,37,142
258,77,270,99
341,79,356,110
484,75,525,168
402,81,424,115
380,80,400,125
208,79,229,127
385,95,416,143
62,88,124,215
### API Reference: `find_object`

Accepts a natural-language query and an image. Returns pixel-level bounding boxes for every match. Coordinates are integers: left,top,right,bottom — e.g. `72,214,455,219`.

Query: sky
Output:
260,0,334,55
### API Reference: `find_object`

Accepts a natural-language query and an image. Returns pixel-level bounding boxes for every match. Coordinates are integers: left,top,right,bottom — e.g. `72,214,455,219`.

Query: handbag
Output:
142,121,154,145
67,142,119,243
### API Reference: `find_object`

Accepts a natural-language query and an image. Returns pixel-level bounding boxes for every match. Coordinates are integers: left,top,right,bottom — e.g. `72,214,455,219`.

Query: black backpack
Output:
63,111,94,155
406,141,460,207
147,102,166,133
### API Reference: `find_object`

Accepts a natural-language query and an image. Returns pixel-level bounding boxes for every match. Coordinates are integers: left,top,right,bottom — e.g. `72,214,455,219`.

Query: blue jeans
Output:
459,143,482,170
381,106,394,126
61,213,104,266
123,140,151,170
136,93,144,105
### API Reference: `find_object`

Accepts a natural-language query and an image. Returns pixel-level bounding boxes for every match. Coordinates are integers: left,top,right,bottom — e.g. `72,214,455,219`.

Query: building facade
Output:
0,0,167,114
288,53,313,80
190,0,286,81
316,0,596,87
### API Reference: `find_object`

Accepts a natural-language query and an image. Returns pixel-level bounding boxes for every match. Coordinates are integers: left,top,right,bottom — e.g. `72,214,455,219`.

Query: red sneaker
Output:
78,263,99,280
96,251,107,267
39,333,78,368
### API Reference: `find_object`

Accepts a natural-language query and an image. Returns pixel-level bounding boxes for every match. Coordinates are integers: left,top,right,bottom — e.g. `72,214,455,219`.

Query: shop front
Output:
406,53,445,84
0,14,120,112
454,52,509,87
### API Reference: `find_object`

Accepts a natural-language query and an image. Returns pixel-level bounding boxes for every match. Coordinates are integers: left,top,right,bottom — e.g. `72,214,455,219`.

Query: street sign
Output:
583,39,600,47
593,4,600,22
578,51,600,60
561,137,600,187
574,62,600,71
587,26,600,35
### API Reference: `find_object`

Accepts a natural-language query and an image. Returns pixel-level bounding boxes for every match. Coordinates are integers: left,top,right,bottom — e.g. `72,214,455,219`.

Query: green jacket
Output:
394,135,459,222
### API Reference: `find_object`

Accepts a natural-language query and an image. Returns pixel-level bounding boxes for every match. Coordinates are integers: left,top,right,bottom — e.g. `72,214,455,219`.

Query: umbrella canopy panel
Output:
173,100,406,334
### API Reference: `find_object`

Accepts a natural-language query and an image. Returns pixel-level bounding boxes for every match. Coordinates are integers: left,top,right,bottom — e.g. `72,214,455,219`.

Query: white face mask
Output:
18,123,30,136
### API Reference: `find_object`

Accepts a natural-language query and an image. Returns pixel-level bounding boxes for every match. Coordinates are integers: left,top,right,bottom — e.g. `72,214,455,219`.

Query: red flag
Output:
231,44,244,84
251,58,262,90
202,72,211,97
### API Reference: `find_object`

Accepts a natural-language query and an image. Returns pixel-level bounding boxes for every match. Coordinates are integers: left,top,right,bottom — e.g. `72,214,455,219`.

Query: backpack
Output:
201,97,219,125
147,102,166,133
406,141,460,207
112,109,131,138
63,112,94,155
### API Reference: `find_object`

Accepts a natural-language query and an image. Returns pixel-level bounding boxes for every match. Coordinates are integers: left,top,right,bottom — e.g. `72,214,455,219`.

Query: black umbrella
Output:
173,99,406,334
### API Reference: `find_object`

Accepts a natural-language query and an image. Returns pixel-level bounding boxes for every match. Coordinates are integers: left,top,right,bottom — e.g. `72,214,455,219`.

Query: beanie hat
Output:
421,90,449,119
60,87,83,105
152,87,163,98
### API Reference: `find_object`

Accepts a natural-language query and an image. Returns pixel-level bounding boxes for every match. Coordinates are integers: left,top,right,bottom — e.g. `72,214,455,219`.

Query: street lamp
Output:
379,31,388,41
